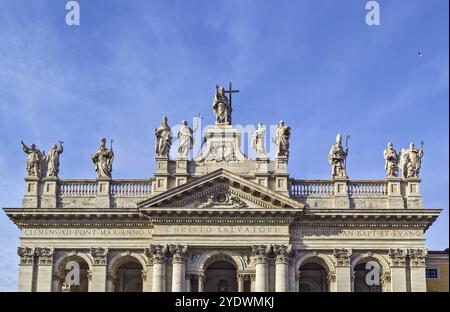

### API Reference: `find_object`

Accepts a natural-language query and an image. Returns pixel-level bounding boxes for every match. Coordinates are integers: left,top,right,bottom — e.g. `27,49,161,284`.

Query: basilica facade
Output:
4,86,441,292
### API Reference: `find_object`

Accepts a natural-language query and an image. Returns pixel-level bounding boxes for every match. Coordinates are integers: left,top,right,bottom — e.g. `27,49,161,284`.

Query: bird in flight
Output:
418,51,423,57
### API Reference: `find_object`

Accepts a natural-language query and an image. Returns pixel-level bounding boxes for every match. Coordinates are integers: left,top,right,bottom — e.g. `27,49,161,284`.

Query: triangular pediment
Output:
138,169,303,209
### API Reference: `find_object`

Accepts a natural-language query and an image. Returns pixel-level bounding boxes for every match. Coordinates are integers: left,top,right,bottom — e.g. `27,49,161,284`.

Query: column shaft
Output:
172,262,185,292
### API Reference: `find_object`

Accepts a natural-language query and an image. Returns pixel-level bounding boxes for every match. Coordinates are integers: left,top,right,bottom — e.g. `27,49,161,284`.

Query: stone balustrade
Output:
22,177,422,209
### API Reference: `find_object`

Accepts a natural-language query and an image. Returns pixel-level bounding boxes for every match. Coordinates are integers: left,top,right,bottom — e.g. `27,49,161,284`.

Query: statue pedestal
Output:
175,159,189,187
255,158,270,188
96,178,111,208
387,177,405,209
153,157,170,194
274,156,289,196
23,176,42,208
405,178,423,208
42,177,59,208
333,177,350,209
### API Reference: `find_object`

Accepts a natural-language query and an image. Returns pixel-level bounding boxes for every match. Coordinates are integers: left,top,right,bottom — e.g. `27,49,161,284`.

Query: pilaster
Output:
333,178,350,208
333,248,351,291
17,247,35,292
35,247,54,292
408,249,427,292
89,247,108,292
389,248,408,292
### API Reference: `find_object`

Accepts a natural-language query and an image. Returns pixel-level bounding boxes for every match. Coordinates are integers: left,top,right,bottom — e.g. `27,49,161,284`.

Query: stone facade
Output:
3,87,442,292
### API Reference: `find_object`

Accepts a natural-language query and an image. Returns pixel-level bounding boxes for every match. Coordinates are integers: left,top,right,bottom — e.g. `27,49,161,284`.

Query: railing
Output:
290,180,334,197
348,181,387,197
59,180,98,197
111,180,152,197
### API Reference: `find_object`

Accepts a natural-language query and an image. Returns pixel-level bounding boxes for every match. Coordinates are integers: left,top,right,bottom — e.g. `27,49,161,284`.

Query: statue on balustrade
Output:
251,123,267,159
212,86,231,125
177,120,193,159
274,120,291,159
91,138,114,178
328,133,348,179
21,140,47,178
383,142,399,178
155,116,172,158
46,141,64,178
402,142,424,179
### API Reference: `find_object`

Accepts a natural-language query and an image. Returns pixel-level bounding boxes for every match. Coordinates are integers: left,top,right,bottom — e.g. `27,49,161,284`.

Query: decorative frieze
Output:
333,248,351,266
35,247,54,265
388,248,407,267
17,247,35,265
90,247,108,265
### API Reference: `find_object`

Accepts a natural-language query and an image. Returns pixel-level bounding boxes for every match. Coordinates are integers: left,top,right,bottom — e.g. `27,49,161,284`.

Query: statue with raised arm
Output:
328,133,348,179
383,142,399,178
251,123,267,159
212,86,231,125
91,138,114,178
155,116,172,158
275,121,291,159
405,142,424,178
21,140,46,178
46,141,64,177
177,120,193,159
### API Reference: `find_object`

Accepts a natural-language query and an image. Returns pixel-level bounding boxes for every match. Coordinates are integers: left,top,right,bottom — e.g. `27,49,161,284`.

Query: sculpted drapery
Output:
155,116,173,158
91,138,114,178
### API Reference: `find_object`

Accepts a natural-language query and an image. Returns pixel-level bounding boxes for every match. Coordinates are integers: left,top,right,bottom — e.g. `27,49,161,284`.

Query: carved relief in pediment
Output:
198,191,248,208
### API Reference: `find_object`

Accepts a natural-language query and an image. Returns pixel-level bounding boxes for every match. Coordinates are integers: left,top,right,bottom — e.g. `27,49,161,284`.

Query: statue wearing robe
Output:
275,121,291,159
21,141,46,178
328,133,348,179
91,138,114,178
177,120,193,159
212,87,231,125
251,123,267,159
46,142,64,177
383,142,399,178
155,116,172,158
405,143,424,178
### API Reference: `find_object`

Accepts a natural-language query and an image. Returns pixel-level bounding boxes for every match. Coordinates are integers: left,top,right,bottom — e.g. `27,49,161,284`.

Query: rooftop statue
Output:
251,123,267,159
177,120,193,160
155,116,173,158
46,141,64,178
274,120,291,159
328,133,348,179
212,86,231,125
21,140,46,178
401,142,424,179
383,142,399,178
91,138,114,178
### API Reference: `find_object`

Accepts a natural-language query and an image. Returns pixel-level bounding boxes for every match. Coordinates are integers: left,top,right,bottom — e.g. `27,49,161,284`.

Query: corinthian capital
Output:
169,244,189,263
408,249,427,267
252,245,271,264
273,245,291,264
147,244,168,264
333,248,351,266
90,247,108,265
17,247,35,265
388,248,407,267
35,247,54,265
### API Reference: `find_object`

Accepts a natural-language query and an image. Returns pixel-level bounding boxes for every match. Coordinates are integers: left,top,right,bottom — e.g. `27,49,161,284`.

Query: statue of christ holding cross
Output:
212,83,239,125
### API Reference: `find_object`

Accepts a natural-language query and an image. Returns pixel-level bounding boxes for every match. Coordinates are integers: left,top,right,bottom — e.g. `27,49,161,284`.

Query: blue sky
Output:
0,0,448,291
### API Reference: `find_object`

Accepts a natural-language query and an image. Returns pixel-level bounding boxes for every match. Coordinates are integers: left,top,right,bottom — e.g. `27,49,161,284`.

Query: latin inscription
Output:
290,228,423,239
22,228,152,238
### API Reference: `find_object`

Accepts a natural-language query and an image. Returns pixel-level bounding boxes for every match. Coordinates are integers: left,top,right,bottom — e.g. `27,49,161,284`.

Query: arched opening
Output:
353,260,383,292
114,260,143,292
298,262,329,292
56,256,90,292
204,260,238,292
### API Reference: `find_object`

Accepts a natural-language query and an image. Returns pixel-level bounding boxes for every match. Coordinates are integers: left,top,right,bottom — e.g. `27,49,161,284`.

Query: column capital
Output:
333,248,352,266
327,271,336,283
273,245,291,265
169,244,189,264
146,244,169,264
388,248,407,267
252,245,271,264
90,247,108,265
17,247,35,265
35,247,54,265
408,249,427,267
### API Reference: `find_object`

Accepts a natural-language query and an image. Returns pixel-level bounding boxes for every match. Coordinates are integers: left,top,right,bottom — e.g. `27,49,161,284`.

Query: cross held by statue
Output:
224,82,240,108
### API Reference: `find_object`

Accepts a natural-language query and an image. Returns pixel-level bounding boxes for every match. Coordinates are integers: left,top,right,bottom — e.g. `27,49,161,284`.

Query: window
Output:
426,269,438,279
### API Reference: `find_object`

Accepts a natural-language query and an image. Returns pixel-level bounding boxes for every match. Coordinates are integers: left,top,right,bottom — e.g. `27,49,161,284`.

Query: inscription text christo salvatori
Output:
160,225,282,234
21,228,152,238
175,296,274,310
